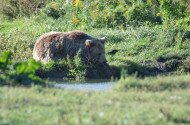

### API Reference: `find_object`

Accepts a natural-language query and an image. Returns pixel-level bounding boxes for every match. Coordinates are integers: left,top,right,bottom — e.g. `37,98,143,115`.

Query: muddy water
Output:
54,80,115,91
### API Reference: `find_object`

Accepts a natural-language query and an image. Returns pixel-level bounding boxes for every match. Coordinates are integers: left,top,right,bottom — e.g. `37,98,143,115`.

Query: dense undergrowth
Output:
1,0,189,28
0,52,43,86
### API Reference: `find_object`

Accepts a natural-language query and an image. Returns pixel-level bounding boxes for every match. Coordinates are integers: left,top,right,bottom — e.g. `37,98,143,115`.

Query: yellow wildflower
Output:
72,16,80,25
156,12,161,17
74,0,82,7
91,10,98,18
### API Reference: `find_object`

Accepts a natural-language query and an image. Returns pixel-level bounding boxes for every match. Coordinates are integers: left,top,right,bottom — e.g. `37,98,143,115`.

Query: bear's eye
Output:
98,53,101,56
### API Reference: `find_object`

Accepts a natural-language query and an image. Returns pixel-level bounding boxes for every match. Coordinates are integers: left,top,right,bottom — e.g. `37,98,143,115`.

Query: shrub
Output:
64,52,87,80
43,2,66,19
37,52,89,81
124,4,161,26
160,0,189,20
0,0,46,19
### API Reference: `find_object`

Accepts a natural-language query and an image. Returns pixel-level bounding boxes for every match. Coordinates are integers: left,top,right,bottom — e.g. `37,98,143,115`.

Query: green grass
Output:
0,75,190,125
0,18,189,61
116,74,190,91
0,16,190,78
0,1,190,124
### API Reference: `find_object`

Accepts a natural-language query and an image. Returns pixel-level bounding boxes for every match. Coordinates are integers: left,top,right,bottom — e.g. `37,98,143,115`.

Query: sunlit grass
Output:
0,17,189,77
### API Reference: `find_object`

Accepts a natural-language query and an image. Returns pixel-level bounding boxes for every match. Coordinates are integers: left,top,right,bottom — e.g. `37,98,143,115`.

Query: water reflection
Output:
54,80,115,91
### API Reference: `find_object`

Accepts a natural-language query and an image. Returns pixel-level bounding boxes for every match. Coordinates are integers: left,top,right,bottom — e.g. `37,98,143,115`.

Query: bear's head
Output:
85,37,107,63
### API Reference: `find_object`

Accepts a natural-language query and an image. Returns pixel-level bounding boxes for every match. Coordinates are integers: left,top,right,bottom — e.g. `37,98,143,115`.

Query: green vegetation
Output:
0,75,190,124
0,52,43,86
0,23,190,78
0,0,190,124
37,54,88,80
117,74,190,91
0,0,189,78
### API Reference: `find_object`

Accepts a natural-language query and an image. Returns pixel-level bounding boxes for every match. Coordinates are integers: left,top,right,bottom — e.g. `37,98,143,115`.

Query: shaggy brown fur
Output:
33,31,107,63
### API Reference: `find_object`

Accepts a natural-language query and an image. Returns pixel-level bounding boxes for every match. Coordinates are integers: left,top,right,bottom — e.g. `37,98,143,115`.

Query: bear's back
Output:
64,31,92,42
36,31,62,44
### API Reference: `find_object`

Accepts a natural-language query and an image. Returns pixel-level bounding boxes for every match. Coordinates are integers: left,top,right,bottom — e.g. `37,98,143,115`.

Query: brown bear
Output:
33,31,107,64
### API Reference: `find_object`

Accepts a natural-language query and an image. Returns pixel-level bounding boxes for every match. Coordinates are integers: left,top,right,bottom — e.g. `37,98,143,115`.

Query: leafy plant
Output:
176,16,190,30
37,51,89,81
66,52,88,81
0,51,12,72
0,51,43,86
160,0,188,20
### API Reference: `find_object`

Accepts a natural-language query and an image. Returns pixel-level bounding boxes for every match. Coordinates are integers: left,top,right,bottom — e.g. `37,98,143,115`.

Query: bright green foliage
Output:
66,53,87,80
9,59,43,85
160,0,188,20
0,51,12,71
0,52,43,86
38,53,90,81
176,16,190,30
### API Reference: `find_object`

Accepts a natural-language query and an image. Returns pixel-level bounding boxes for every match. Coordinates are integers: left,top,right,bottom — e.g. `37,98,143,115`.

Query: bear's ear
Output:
85,40,94,48
100,37,106,44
